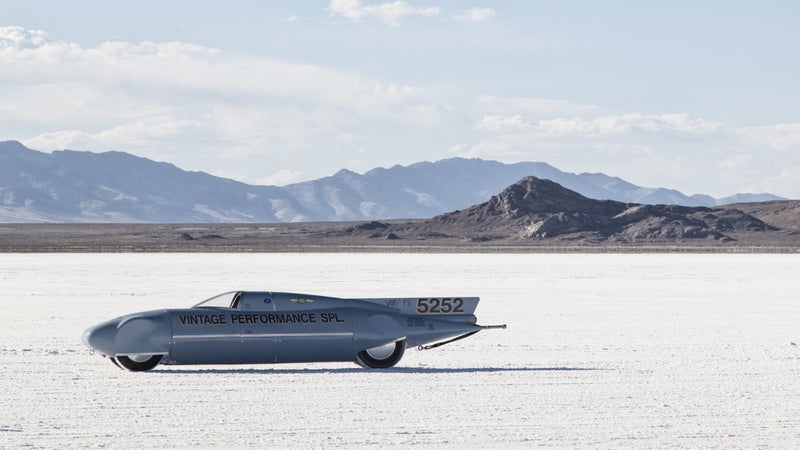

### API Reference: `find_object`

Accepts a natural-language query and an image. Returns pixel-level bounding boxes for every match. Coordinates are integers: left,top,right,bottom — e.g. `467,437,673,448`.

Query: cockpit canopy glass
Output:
194,291,241,309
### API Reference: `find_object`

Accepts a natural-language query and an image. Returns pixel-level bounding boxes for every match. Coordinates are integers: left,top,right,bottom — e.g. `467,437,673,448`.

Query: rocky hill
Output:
349,177,793,245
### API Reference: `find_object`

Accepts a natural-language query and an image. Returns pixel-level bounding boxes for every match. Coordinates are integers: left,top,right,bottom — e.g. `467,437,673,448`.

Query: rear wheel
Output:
355,340,405,369
116,354,163,372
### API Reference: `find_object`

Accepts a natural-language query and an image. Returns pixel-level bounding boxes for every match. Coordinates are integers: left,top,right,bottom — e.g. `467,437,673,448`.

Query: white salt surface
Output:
1,253,799,448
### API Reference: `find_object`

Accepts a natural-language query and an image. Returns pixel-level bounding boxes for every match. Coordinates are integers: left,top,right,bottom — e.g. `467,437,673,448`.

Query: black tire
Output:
109,357,121,369
116,355,163,372
355,340,405,369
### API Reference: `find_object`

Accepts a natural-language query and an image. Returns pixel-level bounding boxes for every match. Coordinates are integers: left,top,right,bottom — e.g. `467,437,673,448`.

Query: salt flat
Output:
1,253,799,448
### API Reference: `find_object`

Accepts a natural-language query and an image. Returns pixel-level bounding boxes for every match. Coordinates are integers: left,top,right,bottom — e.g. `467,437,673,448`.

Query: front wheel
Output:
355,340,405,369
116,354,163,372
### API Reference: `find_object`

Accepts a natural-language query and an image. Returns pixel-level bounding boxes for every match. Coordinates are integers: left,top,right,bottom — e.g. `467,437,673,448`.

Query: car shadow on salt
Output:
150,366,600,375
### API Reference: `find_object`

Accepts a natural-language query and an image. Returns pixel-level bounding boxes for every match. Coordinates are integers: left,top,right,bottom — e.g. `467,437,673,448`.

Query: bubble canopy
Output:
194,291,241,308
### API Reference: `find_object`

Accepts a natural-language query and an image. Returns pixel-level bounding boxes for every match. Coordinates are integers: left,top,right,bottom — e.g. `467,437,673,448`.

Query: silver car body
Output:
82,291,503,370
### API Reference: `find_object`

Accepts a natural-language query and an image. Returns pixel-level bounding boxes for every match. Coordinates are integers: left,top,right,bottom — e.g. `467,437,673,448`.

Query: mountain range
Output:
0,140,787,223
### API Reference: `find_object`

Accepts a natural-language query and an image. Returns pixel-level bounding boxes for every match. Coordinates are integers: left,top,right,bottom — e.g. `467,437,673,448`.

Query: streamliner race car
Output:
82,290,505,371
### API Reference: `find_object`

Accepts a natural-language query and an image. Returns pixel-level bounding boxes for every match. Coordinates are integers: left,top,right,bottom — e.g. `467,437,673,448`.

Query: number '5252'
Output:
416,298,464,314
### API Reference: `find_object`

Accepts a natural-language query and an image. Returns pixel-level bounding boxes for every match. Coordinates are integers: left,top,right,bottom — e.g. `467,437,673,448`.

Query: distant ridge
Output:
0,140,788,223
0,140,310,222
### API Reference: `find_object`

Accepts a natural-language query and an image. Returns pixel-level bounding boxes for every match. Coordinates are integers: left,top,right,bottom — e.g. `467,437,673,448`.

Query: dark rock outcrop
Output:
413,177,776,243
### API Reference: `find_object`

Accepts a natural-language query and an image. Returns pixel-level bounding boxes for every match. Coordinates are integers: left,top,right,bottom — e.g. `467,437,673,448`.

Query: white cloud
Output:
736,123,800,151
473,112,720,138
4,25,800,199
22,130,95,151
3,26,469,186
759,166,800,199
452,8,496,23
0,25,419,123
0,25,49,49
478,95,597,118
452,95,800,197
22,116,204,155
475,114,531,132
717,154,752,170
374,83,423,99
328,0,440,26
560,113,720,136
333,133,365,143
257,169,305,186
465,96,789,195
0,24,430,124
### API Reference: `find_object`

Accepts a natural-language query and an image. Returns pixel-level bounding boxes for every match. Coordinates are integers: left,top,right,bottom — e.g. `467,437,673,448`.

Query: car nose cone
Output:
82,319,121,356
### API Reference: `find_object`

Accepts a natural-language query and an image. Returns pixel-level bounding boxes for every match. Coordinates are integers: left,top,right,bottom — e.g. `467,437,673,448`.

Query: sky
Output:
1,0,799,198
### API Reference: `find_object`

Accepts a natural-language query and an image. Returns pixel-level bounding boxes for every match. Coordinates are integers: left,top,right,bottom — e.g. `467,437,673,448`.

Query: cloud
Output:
736,123,800,151
478,95,597,118
452,94,800,197
0,25,49,49
475,115,531,132
328,0,440,26
0,25,420,120
257,169,305,186
717,154,752,170
4,25,800,199
474,112,720,137
22,116,205,155
3,26,468,185
452,8,496,23
539,113,722,137
0,24,428,120
333,133,366,143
